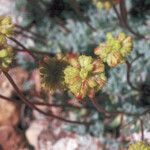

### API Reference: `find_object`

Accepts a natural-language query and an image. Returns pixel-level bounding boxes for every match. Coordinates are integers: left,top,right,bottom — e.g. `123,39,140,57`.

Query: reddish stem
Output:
9,37,55,58
2,71,90,125
90,97,146,117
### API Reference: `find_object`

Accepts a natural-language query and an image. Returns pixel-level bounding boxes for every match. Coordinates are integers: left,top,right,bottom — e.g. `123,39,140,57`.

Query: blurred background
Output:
0,0,150,150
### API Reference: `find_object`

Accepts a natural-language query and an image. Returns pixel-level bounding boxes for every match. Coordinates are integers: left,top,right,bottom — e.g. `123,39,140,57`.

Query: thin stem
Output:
141,108,150,116
1,93,149,117
91,97,114,117
69,0,96,31
8,37,36,59
119,0,140,38
91,97,130,117
8,37,55,58
140,119,144,141
0,32,35,59
131,54,144,64
15,24,45,39
53,17,71,33
0,94,80,109
2,71,90,125
126,60,139,91
0,94,14,102
14,30,48,45
109,0,123,25
13,47,55,57
109,0,144,39
119,0,127,24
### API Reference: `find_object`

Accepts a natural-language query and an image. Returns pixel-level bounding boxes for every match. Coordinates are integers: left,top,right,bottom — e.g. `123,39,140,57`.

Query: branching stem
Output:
2,71,91,125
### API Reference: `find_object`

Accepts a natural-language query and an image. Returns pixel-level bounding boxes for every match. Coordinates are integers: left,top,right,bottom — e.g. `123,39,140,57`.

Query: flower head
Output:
0,16,14,70
0,34,13,70
0,46,13,70
128,141,150,150
93,0,120,10
40,57,68,92
0,16,14,36
94,32,133,67
64,55,107,100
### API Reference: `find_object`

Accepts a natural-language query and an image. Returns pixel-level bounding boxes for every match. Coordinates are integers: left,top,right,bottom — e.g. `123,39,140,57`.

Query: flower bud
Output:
112,40,121,50
103,1,112,10
0,46,13,70
94,46,101,56
78,55,93,71
93,0,120,10
66,52,79,68
88,77,97,88
93,59,105,73
118,32,126,41
123,36,132,44
80,68,88,79
95,73,107,89
0,35,7,47
0,49,9,58
70,81,82,95
107,51,122,67
0,16,14,36
106,32,113,41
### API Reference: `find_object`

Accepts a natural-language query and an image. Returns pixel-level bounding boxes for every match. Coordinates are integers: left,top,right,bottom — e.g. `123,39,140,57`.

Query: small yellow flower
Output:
0,34,7,47
103,1,111,10
128,141,150,150
0,46,13,70
94,32,133,67
0,16,14,36
0,16,14,70
118,32,126,41
93,0,120,10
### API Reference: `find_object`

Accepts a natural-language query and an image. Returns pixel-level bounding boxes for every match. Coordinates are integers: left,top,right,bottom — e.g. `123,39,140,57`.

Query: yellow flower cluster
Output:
94,32,133,67
64,55,107,100
93,0,120,10
128,141,150,150
0,16,14,70
0,16,14,36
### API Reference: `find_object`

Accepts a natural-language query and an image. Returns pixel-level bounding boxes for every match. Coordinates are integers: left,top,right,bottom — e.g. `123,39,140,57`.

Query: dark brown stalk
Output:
126,60,139,91
140,119,144,141
68,0,96,31
90,97,138,117
109,0,144,39
2,71,91,125
9,37,55,58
